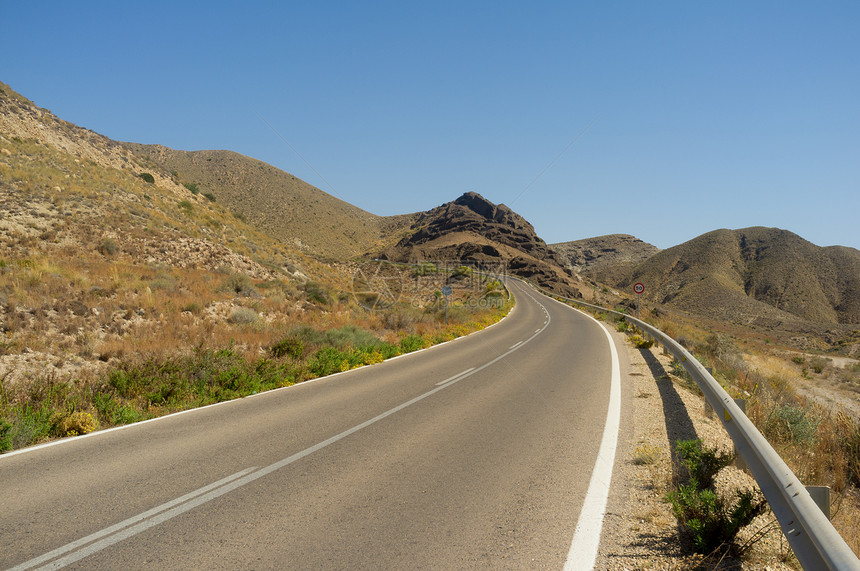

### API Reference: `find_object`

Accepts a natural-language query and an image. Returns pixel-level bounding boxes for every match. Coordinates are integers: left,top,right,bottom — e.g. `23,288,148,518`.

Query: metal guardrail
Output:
517,279,860,570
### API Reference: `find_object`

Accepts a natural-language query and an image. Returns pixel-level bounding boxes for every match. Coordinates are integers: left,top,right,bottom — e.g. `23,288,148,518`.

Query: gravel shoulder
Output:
595,335,800,570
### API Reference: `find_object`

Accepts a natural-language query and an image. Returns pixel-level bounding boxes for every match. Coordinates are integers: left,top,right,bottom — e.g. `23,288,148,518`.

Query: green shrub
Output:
271,337,304,360
665,439,765,555
309,346,349,377
138,172,155,184
675,438,733,490
203,192,216,202
0,419,13,452
178,200,194,214
666,482,765,554
184,182,199,194
304,281,330,305
400,334,425,353
763,404,821,445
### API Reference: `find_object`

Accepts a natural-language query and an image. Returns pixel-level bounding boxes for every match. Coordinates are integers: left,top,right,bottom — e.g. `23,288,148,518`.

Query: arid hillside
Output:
124,144,402,259
0,82,514,454
620,227,860,333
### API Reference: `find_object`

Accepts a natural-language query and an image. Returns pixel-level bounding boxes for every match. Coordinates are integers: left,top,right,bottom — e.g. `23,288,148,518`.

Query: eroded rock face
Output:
380,192,580,297
398,192,560,261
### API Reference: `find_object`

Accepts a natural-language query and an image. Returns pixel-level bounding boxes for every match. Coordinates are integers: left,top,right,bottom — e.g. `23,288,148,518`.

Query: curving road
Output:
1,280,627,570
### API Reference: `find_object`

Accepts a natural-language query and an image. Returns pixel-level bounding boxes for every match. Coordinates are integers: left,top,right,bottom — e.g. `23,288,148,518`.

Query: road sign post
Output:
633,282,645,320
441,285,452,325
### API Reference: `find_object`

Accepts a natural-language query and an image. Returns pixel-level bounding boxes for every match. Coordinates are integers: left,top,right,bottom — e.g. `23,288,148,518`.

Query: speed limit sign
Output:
633,282,645,294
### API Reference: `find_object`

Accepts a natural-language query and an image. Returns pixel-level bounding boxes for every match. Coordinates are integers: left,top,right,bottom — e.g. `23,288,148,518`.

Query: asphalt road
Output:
1,280,626,570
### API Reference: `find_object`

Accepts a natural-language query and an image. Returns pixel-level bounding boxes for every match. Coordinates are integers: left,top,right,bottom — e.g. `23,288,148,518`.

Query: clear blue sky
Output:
4,1,859,250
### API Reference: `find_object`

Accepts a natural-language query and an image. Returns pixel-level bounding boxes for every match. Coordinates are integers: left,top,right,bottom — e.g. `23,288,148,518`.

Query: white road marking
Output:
435,367,476,386
9,468,259,571
508,341,523,349
15,296,553,571
564,313,622,571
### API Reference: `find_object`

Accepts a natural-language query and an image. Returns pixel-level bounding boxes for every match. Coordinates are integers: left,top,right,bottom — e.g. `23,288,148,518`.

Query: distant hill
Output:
379,192,580,296
123,144,397,259
551,234,660,285
621,227,860,326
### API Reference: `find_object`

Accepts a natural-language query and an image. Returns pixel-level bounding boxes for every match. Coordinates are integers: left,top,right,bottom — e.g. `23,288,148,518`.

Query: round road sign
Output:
441,285,452,296
633,282,645,294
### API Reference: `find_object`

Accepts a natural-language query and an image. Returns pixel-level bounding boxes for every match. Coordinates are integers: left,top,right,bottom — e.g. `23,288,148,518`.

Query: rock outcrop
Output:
379,192,580,296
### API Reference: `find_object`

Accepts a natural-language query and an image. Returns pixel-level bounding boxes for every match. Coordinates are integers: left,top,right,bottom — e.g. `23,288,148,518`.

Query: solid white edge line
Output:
563,311,621,571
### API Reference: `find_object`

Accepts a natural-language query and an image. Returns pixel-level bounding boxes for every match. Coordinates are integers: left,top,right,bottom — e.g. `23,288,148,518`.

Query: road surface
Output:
1,280,627,570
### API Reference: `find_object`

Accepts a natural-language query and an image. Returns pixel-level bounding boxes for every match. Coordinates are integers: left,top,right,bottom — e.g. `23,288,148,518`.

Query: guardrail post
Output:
733,399,748,472
703,368,716,418
807,486,832,520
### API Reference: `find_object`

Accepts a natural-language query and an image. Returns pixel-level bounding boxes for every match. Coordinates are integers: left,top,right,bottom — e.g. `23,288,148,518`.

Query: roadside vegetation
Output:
0,250,510,452
547,288,860,562
0,135,512,453
636,308,860,560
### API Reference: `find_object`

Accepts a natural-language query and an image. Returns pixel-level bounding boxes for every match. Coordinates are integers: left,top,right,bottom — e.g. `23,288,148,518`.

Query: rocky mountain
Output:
123,144,397,259
621,227,860,326
551,234,660,284
379,192,580,296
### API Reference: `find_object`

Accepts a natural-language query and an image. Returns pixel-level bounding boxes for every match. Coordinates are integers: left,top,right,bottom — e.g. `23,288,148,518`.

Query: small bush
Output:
0,419,13,452
97,237,119,256
809,356,829,374
229,307,258,325
763,404,821,445
53,411,100,436
217,273,259,298
203,192,216,202
309,346,350,377
184,182,199,194
138,172,155,184
666,439,765,555
304,281,330,305
630,334,654,349
631,443,661,465
180,302,202,314
667,483,765,554
271,337,304,360
675,438,733,490
400,334,425,353
178,200,194,214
